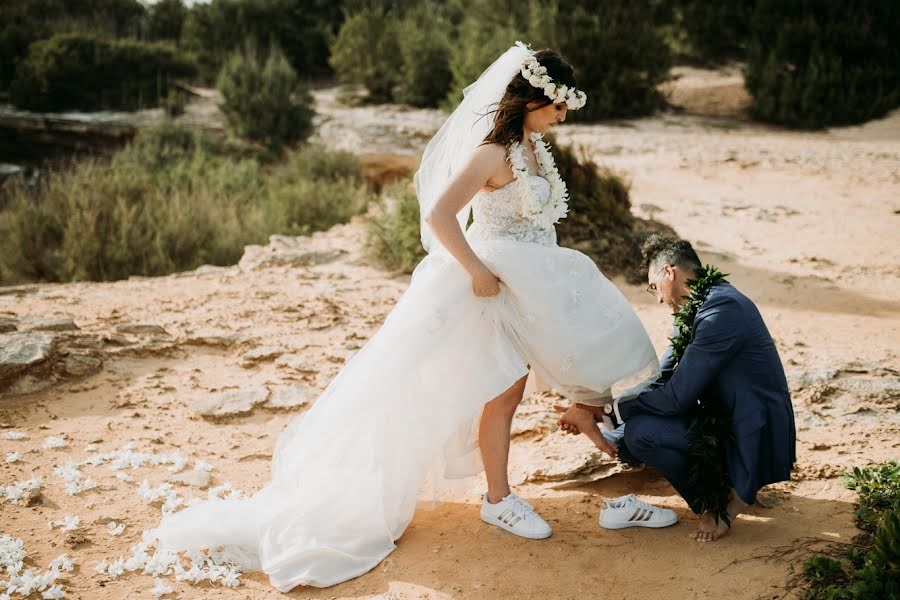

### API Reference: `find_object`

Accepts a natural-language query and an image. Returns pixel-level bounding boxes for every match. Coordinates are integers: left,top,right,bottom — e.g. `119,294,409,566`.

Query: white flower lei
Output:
508,132,569,228
516,41,587,110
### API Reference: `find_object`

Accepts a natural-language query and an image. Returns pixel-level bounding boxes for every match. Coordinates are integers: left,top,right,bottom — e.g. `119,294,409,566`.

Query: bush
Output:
544,0,672,120
444,0,530,108
145,0,188,44
329,8,403,102
394,6,453,107
0,123,375,283
803,462,900,600
181,0,343,84
217,42,315,150
746,0,900,128
0,0,147,90
670,0,753,63
365,179,424,273
9,32,195,111
548,136,649,278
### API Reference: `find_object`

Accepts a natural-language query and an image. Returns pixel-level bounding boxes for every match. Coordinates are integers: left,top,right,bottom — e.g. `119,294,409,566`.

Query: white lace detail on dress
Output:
467,176,557,247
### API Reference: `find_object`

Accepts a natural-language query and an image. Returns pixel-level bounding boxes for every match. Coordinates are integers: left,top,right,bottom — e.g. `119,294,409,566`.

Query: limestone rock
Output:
20,316,78,332
0,317,18,333
275,355,319,374
168,469,212,489
116,323,168,336
0,332,55,382
184,334,239,348
62,353,103,377
263,385,315,410
241,346,284,365
191,385,269,418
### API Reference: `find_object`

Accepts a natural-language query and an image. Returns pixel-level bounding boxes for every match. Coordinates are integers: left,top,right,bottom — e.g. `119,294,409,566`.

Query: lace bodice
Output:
466,175,558,246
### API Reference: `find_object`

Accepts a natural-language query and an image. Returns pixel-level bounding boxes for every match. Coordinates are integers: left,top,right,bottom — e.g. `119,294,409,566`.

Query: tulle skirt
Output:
150,239,659,590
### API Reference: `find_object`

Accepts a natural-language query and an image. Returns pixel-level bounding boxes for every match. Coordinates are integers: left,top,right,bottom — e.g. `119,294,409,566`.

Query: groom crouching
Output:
558,235,796,542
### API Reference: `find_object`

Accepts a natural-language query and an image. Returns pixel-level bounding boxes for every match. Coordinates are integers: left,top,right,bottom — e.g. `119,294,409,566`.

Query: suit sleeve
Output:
618,296,745,420
656,345,677,385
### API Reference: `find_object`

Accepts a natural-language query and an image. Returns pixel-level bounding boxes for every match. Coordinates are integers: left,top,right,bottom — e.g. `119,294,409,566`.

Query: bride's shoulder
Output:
473,142,507,161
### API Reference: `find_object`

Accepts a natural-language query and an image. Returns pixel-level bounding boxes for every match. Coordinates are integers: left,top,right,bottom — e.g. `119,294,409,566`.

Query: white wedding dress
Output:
150,172,659,591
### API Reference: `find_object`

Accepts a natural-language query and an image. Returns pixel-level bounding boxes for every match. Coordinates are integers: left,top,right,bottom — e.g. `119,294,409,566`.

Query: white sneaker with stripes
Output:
599,494,678,529
480,492,552,539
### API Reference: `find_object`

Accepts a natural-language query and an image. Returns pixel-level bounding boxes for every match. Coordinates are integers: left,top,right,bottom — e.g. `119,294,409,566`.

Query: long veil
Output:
414,42,532,253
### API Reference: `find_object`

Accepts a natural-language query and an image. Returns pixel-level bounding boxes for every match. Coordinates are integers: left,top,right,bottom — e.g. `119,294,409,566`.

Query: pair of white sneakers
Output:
480,492,677,539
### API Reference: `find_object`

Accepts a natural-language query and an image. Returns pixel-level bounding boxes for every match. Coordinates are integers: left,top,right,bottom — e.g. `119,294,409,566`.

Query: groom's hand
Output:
553,404,618,459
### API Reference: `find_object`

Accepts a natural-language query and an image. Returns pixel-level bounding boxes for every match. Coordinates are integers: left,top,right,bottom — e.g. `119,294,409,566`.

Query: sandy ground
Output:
1,77,899,600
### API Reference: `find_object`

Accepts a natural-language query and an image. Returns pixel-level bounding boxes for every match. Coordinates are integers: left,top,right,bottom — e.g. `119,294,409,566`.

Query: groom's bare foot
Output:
688,490,749,542
689,511,730,542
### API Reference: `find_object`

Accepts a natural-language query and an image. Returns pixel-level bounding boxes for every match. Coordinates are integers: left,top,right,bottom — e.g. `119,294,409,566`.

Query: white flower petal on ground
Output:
94,559,108,575
48,554,74,573
43,437,67,449
106,557,126,578
150,578,173,598
41,584,65,599
107,522,126,536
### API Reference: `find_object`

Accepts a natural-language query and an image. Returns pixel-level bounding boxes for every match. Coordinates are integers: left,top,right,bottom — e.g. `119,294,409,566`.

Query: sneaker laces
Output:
506,494,537,518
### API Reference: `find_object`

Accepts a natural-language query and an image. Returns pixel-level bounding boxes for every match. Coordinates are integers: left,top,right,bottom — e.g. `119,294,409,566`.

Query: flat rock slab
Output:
275,355,319,373
191,385,270,418
241,346,284,364
0,317,19,333
20,316,79,332
168,469,212,489
264,385,316,410
0,332,55,381
183,334,239,348
116,323,168,336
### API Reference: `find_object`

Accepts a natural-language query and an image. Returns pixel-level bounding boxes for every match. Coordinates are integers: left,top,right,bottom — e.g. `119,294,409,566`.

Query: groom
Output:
557,235,796,541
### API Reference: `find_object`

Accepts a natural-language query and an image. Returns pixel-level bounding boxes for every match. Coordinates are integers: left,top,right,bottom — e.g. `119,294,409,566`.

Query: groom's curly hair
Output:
481,49,577,148
641,234,702,274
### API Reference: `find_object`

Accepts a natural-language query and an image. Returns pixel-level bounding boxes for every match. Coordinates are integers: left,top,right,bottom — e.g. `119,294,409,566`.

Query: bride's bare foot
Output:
689,511,730,542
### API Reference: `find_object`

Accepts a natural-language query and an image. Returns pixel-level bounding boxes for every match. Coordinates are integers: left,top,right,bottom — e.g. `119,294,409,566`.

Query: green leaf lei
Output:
670,265,734,526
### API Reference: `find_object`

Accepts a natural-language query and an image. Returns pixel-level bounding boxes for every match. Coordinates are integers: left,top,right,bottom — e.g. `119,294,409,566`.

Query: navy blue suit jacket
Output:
619,283,796,504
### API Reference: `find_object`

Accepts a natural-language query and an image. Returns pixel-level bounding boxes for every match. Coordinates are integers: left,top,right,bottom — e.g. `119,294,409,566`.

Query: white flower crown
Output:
516,41,587,110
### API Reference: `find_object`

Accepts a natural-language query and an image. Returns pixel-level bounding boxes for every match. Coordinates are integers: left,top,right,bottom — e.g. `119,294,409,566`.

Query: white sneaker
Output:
599,494,678,529
480,492,552,539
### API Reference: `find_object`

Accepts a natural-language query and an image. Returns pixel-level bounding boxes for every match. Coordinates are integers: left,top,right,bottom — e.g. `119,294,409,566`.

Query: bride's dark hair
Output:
481,49,576,148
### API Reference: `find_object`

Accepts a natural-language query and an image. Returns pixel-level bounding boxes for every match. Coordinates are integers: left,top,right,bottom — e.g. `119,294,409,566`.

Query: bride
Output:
150,42,659,591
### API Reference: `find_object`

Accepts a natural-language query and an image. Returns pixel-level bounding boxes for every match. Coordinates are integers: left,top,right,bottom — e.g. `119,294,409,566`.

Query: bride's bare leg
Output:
480,375,528,503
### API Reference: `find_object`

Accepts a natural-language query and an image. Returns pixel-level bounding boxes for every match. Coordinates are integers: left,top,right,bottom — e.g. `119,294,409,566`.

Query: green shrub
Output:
9,32,195,111
670,0,753,63
0,0,147,89
0,123,374,283
548,137,647,278
394,6,453,107
845,462,900,531
181,0,342,84
746,0,900,128
444,0,530,108
544,0,672,120
804,462,900,600
329,8,403,102
365,179,424,273
146,0,188,44
217,42,315,150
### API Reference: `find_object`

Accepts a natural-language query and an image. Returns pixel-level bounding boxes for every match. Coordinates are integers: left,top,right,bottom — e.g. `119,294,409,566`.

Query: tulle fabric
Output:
149,234,658,590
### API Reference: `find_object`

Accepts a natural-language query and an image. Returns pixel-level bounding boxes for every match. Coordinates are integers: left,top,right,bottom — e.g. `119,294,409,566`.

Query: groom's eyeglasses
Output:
646,264,669,297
